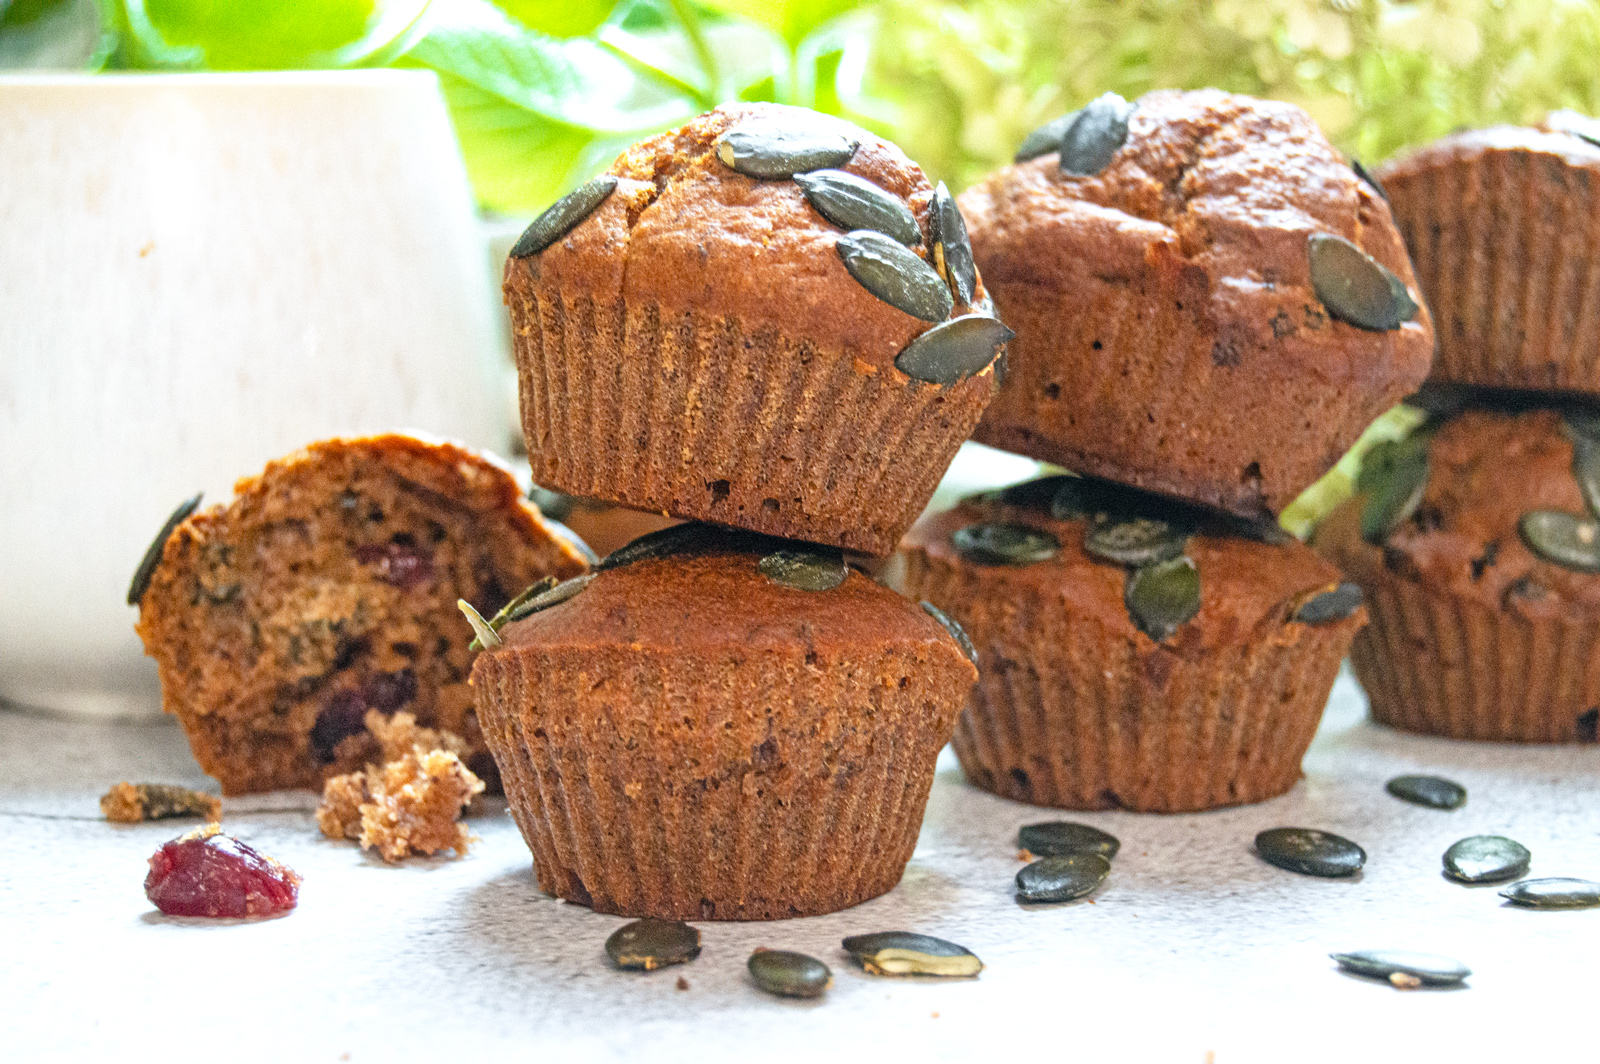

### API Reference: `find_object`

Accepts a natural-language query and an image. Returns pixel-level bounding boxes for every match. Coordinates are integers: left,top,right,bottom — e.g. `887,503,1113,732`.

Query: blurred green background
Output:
4,0,1596,530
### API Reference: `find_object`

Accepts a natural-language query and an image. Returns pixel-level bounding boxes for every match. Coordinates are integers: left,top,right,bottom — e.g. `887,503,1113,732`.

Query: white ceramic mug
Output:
0,70,511,719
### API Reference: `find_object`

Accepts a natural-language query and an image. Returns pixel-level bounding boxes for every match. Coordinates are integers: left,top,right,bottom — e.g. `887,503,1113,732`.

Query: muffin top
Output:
504,103,1003,379
1379,111,1600,181
487,524,980,666
1320,404,1600,619
958,89,1432,386
901,475,1359,655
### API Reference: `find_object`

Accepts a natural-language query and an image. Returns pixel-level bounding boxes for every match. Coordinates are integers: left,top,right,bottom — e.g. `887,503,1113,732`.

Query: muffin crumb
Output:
101,782,221,823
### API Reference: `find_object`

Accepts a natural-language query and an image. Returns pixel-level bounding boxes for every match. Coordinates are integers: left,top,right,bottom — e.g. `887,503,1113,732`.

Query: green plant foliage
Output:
492,0,612,38
698,0,860,46
0,0,115,68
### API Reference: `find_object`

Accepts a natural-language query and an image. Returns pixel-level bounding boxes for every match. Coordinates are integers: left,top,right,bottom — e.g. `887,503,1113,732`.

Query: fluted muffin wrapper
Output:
510,288,991,556
903,556,1359,813
1349,563,1600,742
1388,147,1600,393
471,645,964,920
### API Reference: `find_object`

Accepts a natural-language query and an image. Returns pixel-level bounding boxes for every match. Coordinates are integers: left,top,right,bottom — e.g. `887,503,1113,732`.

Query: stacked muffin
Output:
474,104,999,918
897,90,1434,811
1314,114,1600,743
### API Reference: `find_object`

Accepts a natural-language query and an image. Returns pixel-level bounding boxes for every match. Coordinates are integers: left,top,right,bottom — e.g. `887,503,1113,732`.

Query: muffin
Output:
898,475,1366,812
504,103,1011,556
469,524,978,919
1377,113,1600,393
1315,401,1600,742
132,434,590,794
960,89,1434,518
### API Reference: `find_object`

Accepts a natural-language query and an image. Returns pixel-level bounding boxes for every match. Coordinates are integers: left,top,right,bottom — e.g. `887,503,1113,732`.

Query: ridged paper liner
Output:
1349,563,1600,742
471,645,966,920
902,554,1360,812
1386,146,1600,392
508,284,992,556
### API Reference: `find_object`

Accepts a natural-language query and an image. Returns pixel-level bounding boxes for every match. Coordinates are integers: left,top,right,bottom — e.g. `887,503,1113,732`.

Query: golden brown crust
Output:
472,549,978,919
135,434,589,795
1378,123,1600,392
505,104,999,555
962,89,1433,516
898,494,1364,810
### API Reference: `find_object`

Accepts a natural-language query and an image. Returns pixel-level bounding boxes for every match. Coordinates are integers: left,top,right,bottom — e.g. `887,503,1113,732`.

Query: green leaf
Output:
490,0,611,39
119,0,432,69
0,0,114,69
698,0,858,47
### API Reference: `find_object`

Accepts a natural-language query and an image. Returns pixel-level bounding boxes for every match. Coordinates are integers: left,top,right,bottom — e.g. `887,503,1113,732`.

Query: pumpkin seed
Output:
509,175,618,258
759,548,847,592
1085,517,1191,567
1015,110,1079,163
1568,434,1600,516
714,121,858,179
895,314,1013,385
1308,233,1419,331
606,918,702,970
794,169,920,245
1050,475,1137,522
965,475,1073,512
1293,582,1364,625
1350,158,1389,202
1016,853,1111,903
127,493,202,605
1124,556,1200,642
504,573,594,623
601,522,763,571
1359,436,1430,544
1059,92,1135,177
470,576,557,650
1519,510,1600,572
458,599,501,650
921,601,978,666
1385,774,1466,810
1255,827,1366,878
951,522,1061,566
1561,404,1600,444
841,932,983,978
528,485,577,522
1018,821,1121,859
837,230,953,322
1331,950,1469,987
748,949,831,998
1499,878,1600,910
1444,835,1531,884
930,181,976,305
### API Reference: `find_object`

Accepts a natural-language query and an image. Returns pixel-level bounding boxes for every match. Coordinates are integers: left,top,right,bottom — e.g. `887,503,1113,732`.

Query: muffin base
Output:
472,644,968,919
509,286,993,556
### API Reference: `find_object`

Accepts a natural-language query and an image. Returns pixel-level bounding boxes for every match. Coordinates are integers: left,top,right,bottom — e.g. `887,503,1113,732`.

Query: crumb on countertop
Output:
101,782,222,823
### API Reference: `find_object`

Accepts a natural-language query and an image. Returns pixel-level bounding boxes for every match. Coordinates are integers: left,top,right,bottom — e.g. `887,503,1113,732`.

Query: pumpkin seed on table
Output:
1019,821,1121,860
759,548,847,592
714,122,858,179
1358,435,1430,544
1292,582,1364,625
1331,950,1469,988
748,950,832,998
1255,828,1366,878
921,601,977,666
895,315,1013,385
1386,774,1467,810
1444,835,1531,884
127,493,203,605
1084,517,1191,567
1059,92,1136,177
1015,110,1080,163
837,230,953,323
930,182,976,305
842,932,983,978
795,169,920,245
510,175,618,258
606,918,702,970
1499,878,1600,910
951,522,1061,566
1124,556,1201,643
1307,232,1419,331
1016,853,1111,904
1520,510,1600,572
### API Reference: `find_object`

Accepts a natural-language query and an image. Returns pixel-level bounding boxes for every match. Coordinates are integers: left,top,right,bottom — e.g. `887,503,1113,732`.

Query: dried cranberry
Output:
354,542,434,589
363,668,417,713
144,825,301,918
310,688,367,760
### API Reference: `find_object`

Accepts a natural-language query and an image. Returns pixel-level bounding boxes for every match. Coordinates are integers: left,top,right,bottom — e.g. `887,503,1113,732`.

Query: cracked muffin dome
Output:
1315,404,1600,742
960,88,1434,518
132,434,590,795
1377,112,1600,393
503,103,1010,556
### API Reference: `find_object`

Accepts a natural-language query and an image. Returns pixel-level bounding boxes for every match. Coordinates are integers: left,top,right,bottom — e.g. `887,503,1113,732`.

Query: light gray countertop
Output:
3,672,1597,1062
